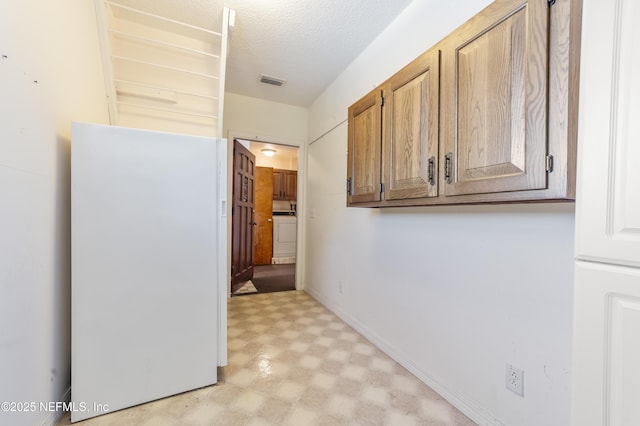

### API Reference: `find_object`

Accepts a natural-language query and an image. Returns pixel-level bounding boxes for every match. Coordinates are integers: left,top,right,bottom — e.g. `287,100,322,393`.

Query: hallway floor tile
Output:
58,291,476,425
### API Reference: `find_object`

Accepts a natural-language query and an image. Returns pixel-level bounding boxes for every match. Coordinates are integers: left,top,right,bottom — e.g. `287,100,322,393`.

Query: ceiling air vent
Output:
260,74,287,87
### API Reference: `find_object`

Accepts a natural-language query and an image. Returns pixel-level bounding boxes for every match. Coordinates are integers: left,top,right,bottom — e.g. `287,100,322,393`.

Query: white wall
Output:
252,154,298,170
223,93,307,145
305,1,575,425
0,2,109,425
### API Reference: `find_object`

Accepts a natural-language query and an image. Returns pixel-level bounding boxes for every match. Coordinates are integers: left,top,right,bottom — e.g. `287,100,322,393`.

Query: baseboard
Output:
305,288,505,426
41,386,71,426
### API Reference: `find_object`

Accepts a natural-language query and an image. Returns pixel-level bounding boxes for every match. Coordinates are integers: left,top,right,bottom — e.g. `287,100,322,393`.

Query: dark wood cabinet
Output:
346,0,581,207
273,169,297,201
283,171,297,200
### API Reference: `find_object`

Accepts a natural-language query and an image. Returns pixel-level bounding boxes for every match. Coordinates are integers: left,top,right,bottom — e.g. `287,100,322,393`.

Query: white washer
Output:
272,215,297,260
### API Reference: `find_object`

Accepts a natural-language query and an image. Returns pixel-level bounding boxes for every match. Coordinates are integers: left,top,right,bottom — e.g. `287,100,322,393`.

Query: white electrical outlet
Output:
506,364,524,397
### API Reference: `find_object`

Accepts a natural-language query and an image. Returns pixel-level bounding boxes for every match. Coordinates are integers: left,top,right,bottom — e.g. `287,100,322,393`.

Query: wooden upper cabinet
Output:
345,0,580,207
384,48,440,201
273,169,297,201
283,170,297,200
272,169,283,200
442,0,550,196
347,89,382,205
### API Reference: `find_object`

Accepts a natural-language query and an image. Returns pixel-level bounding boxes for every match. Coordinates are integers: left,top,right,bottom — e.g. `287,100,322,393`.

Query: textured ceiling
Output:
108,0,413,106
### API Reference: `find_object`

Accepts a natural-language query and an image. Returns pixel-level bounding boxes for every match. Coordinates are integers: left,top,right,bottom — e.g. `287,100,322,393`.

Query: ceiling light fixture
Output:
262,148,276,157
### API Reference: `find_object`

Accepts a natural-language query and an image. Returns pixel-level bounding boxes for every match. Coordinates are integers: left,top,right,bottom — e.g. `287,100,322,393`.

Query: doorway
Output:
231,138,299,296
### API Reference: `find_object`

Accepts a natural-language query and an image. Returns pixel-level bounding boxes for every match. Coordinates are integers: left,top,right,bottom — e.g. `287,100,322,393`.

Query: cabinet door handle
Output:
444,153,453,184
428,156,436,186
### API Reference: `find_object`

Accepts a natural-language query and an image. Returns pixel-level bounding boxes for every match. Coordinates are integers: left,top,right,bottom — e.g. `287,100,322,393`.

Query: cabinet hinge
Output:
346,177,352,195
380,183,384,193
546,154,554,173
548,0,555,6
381,96,385,107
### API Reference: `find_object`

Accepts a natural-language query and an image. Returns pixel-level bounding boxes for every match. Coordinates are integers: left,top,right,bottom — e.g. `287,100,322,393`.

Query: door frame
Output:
226,131,307,295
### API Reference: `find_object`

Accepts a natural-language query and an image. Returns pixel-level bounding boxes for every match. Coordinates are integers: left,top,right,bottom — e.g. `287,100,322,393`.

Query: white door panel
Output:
575,0,640,268
572,261,640,426
574,0,640,424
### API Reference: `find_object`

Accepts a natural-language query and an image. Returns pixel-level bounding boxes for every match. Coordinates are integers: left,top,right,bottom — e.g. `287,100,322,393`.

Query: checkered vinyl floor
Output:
58,291,476,425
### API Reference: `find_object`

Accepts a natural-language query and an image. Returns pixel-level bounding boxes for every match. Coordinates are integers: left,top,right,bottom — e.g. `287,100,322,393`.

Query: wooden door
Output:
347,88,383,205
384,48,439,201
573,0,640,424
254,167,274,265
442,0,549,196
231,140,255,293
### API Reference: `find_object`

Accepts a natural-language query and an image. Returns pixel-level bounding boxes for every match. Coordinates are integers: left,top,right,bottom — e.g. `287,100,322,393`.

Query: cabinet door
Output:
272,169,297,201
347,89,382,204
283,170,297,201
442,0,549,196
384,48,439,200
272,169,283,200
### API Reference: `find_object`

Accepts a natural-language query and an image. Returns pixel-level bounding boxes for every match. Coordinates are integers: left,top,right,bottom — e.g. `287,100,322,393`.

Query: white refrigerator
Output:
71,123,227,422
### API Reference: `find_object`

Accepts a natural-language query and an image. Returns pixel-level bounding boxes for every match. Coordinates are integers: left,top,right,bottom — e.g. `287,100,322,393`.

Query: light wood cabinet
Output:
347,90,383,204
273,169,297,201
442,0,548,196
346,0,581,207
383,48,440,201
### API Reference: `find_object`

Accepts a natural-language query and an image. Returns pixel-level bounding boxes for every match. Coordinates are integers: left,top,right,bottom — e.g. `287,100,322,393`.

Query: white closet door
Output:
573,0,640,425
573,261,640,426
71,123,224,422
574,0,640,268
